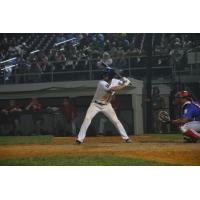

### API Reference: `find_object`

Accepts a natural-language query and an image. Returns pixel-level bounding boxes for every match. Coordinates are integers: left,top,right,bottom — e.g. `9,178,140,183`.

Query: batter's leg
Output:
77,103,100,142
102,104,129,140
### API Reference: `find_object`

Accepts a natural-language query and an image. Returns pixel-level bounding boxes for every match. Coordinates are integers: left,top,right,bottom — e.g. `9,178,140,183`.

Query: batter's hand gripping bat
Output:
101,62,133,86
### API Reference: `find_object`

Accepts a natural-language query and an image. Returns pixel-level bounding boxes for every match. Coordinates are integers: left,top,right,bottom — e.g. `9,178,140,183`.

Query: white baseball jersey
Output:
92,78,123,105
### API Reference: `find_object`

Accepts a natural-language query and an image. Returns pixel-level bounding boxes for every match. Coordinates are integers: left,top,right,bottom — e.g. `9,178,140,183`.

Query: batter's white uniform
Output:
77,78,130,142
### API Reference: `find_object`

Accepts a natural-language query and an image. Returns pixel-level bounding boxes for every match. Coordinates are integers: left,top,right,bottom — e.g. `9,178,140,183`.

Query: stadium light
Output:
54,38,76,46
1,64,18,71
30,50,40,54
0,57,17,64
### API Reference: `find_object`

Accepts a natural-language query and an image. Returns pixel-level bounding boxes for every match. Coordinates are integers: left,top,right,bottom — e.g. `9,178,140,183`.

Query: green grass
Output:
0,155,175,166
0,135,53,145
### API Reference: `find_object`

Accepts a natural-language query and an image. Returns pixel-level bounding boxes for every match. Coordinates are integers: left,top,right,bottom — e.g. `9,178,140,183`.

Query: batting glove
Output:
122,77,131,86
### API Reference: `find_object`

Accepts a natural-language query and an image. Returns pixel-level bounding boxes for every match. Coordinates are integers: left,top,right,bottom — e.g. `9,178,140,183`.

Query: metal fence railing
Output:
2,52,200,85
0,55,175,84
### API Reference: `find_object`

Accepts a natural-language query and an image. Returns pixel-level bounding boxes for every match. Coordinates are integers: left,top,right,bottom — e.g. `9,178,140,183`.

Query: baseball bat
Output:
101,62,133,86
101,62,123,79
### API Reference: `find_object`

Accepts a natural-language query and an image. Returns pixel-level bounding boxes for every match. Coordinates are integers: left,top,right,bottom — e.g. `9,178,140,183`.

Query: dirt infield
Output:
0,135,200,165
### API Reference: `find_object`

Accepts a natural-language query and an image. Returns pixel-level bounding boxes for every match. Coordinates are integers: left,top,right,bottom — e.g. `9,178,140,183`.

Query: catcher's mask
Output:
175,90,193,102
101,68,115,80
175,91,190,98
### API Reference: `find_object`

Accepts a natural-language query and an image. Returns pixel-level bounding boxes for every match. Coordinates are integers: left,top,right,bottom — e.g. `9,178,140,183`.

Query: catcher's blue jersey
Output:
182,101,200,121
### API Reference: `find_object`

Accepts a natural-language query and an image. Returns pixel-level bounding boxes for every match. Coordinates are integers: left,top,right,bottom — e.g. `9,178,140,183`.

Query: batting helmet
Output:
175,90,191,98
101,68,115,79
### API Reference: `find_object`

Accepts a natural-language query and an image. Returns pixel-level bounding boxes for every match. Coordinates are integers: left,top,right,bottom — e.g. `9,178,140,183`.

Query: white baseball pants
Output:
180,121,200,139
77,102,129,142
181,121,200,132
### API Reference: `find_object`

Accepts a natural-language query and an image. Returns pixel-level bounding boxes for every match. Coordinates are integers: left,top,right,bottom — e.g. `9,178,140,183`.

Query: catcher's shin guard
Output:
180,126,200,140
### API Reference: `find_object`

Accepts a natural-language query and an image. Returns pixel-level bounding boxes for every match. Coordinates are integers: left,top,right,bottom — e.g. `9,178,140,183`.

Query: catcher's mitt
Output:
158,110,171,123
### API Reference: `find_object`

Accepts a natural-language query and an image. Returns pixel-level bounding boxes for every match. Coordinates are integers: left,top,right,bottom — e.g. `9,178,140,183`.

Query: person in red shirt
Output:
26,98,43,135
59,97,77,136
1,100,22,135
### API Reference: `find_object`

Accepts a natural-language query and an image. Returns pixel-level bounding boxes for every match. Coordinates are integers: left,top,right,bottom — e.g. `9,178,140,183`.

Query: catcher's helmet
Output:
175,90,191,98
101,68,115,79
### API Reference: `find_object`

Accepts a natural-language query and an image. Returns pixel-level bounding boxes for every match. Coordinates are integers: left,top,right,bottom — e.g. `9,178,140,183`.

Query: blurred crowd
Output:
0,33,200,83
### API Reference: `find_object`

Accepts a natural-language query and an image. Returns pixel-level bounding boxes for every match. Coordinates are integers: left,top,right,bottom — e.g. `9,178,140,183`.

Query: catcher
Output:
159,90,200,143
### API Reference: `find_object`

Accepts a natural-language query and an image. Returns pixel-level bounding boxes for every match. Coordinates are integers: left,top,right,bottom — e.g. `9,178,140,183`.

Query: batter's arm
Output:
110,84,127,92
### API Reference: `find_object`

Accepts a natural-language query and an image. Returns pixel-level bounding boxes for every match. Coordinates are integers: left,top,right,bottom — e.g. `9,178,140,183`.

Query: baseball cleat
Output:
183,136,198,143
125,138,132,143
74,139,82,145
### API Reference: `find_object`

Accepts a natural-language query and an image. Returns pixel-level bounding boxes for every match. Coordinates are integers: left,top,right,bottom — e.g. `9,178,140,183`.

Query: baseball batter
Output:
172,90,200,142
75,68,132,144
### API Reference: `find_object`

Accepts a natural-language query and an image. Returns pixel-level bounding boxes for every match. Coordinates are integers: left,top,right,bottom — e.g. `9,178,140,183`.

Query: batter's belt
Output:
94,101,107,106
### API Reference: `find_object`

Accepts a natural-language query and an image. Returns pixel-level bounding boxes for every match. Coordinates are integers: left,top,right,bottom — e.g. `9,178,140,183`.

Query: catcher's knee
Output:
180,125,200,140
180,125,189,133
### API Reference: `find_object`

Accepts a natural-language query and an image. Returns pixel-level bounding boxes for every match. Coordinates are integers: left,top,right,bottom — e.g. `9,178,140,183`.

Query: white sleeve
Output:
98,81,110,91
112,78,123,86
118,79,124,85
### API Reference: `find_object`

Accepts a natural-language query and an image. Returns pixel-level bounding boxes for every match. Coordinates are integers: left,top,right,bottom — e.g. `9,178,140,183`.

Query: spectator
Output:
97,33,104,43
0,49,6,61
104,40,112,51
26,98,43,135
112,49,127,69
15,57,27,83
120,35,130,51
110,42,118,57
15,44,23,58
64,43,77,61
97,51,113,68
169,41,185,70
76,50,90,71
8,42,16,57
0,106,11,135
54,50,66,71
47,48,57,72
59,97,77,136
29,58,42,82
38,51,49,72
48,48,57,61
79,33,91,49
152,87,166,133
2,100,22,135
182,34,193,50
37,52,50,82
